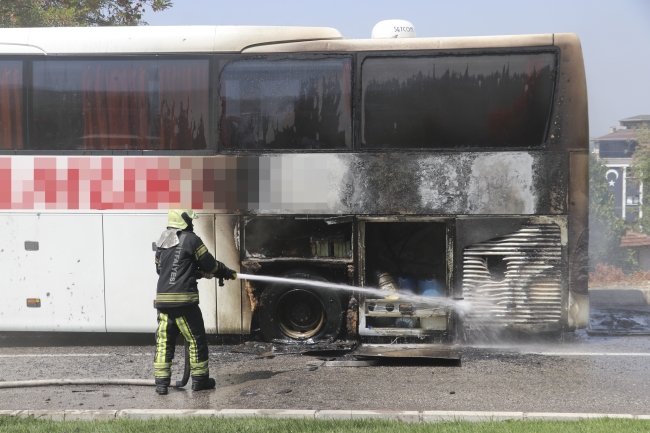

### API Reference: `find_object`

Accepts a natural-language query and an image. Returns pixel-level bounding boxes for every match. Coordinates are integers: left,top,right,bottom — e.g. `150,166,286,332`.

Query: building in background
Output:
591,115,650,223
620,231,650,270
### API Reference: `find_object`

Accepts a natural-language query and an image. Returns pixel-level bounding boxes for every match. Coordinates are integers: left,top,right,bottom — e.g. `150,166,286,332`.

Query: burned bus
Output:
0,25,588,350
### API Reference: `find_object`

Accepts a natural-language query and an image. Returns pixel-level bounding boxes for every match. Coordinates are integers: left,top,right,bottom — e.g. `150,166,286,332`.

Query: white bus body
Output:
0,26,588,340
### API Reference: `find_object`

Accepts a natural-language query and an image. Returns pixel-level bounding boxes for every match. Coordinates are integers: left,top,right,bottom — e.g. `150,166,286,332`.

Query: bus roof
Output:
243,33,556,53
0,26,343,55
0,26,566,55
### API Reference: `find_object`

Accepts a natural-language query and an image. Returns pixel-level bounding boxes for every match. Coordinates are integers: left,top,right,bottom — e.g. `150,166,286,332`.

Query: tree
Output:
589,154,630,268
630,122,650,232
0,0,172,27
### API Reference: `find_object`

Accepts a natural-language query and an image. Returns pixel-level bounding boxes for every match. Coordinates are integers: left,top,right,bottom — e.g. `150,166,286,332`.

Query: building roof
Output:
621,231,650,248
621,115,650,123
594,129,637,141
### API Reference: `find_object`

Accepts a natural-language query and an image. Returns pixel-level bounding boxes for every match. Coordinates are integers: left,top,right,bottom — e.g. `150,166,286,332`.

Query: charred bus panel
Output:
458,217,568,334
238,215,574,343
240,216,354,342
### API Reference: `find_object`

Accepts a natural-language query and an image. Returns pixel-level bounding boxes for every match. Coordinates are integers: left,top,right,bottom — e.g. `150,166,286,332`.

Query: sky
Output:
143,0,650,139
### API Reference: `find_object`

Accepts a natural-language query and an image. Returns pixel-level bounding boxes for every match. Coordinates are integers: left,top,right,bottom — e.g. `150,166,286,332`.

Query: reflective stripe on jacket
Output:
154,229,226,308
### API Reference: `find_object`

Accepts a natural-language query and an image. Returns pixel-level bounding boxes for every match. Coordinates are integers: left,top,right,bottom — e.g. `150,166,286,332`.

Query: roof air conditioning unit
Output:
371,20,417,39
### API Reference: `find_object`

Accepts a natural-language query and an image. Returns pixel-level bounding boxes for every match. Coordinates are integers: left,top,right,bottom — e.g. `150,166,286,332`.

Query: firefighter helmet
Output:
167,209,198,230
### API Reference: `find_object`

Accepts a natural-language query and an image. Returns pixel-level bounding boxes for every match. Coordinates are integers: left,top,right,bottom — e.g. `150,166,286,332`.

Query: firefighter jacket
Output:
154,228,229,308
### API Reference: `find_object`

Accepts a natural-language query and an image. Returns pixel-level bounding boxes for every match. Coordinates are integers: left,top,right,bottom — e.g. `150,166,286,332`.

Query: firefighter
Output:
153,209,237,395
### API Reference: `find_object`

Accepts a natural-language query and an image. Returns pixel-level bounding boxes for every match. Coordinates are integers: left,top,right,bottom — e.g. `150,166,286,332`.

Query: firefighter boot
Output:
155,378,170,395
191,375,216,391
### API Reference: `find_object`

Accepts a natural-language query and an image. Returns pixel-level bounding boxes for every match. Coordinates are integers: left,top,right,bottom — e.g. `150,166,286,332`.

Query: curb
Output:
1,409,649,422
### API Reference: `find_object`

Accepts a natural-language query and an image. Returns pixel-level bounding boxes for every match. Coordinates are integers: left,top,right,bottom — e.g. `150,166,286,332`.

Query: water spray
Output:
236,273,473,316
235,273,510,343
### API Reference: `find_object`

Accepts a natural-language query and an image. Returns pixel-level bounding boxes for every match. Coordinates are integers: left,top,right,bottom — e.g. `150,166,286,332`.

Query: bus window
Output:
0,60,23,149
361,52,556,149
31,58,209,151
219,58,352,151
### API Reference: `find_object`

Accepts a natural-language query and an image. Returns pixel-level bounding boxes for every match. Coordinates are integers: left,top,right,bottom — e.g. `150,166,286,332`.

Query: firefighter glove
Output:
195,271,214,280
224,267,237,281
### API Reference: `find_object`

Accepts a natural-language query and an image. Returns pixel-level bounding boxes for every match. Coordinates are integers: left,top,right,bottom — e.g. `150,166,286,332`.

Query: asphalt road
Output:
1,330,650,414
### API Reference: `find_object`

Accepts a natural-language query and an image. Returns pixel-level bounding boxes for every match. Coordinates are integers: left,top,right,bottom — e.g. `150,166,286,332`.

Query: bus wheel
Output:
258,271,343,343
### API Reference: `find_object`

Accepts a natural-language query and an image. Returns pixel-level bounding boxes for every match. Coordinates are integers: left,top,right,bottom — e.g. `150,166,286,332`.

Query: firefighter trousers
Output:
154,304,209,385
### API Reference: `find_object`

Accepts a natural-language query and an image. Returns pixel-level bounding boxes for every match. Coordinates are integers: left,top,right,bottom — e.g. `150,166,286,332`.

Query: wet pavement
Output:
1,330,650,414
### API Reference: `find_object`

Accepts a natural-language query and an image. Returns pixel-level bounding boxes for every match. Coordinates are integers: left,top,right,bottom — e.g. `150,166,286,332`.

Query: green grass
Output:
2,417,650,433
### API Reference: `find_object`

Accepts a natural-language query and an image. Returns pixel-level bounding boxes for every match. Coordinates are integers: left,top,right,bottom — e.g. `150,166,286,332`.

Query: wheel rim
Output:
276,289,325,339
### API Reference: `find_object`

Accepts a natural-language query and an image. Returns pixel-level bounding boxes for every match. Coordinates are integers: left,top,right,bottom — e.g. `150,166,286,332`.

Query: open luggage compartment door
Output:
357,218,455,340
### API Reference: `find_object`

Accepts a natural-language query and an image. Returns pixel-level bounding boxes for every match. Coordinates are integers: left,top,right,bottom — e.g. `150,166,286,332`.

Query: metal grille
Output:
462,224,562,328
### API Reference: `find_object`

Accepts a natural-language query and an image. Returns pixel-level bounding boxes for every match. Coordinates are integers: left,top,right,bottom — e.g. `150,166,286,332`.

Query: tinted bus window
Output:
31,58,209,150
0,61,23,149
220,58,351,150
362,53,556,149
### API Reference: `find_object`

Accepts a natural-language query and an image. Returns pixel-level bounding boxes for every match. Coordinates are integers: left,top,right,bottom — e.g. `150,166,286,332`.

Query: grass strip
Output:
2,417,650,433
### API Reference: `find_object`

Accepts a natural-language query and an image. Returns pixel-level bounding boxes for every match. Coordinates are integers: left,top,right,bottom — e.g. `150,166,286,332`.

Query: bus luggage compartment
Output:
358,218,453,341
0,213,106,332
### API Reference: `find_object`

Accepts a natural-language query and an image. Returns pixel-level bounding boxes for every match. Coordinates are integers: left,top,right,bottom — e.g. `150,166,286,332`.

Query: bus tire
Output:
258,270,343,343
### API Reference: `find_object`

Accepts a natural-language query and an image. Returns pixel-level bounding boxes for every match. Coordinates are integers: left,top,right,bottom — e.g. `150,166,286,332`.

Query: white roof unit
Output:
371,20,417,39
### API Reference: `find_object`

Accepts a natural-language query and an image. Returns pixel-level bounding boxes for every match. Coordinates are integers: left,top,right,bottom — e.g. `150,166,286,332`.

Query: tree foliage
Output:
0,0,172,27
589,154,630,268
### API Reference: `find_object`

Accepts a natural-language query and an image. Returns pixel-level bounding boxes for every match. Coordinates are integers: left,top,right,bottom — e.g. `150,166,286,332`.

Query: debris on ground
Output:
306,360,379,368
230,340,357,359
588,307,650,336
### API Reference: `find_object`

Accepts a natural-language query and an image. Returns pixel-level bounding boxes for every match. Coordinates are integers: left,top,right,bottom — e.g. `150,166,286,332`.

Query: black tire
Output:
258,270,343,343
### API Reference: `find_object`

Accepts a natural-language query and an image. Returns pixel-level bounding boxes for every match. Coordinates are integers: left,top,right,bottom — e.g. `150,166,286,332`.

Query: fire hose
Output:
0,274,228,389
0,340,191,389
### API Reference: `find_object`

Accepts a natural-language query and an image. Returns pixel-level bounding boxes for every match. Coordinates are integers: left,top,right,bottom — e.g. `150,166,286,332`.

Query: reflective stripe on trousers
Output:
154,304,209,382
